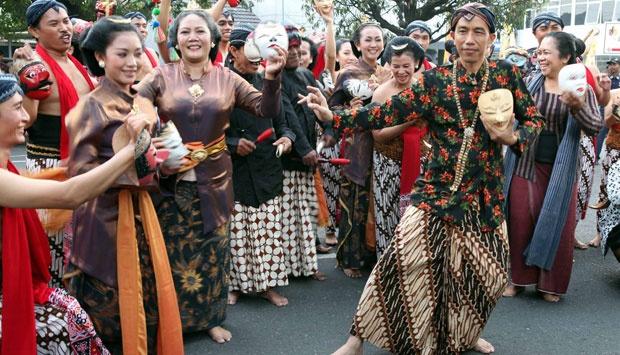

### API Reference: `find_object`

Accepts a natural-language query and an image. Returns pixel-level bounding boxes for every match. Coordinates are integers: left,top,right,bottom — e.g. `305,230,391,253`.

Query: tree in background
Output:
301,0,541,40
0,0,258,40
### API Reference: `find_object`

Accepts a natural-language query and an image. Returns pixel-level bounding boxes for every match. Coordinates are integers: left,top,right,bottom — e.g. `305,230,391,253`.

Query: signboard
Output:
604,23,620,54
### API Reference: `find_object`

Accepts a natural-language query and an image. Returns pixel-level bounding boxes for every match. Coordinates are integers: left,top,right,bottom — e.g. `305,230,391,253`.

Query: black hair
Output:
168,10,221,62
572,36,586,58
335,39,353,71
382,36,424,71
221,10,235,22
80,16,142,77
350,23,383,58
301,37,318,71
544,31,577,65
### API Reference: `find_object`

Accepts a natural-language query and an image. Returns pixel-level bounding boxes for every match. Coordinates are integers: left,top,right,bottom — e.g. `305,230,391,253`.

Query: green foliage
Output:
301,0,541,40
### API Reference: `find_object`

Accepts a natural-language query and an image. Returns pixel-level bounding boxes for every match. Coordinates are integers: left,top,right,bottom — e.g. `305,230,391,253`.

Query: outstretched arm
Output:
0,145,134,209
207,0,229,20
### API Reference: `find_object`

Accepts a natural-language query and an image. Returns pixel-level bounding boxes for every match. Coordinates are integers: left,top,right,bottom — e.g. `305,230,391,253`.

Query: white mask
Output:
344,79,373,100
244,32,262,62
558,64,587,97
478,89,514,131
253,21,288,60
313,0,333,17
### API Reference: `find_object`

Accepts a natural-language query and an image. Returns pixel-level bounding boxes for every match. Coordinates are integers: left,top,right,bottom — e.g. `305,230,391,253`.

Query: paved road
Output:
11,146,619,355
185,165,620,355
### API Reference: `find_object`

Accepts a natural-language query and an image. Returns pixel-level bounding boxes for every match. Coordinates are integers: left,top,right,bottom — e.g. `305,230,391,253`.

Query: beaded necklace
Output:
449,58,490,193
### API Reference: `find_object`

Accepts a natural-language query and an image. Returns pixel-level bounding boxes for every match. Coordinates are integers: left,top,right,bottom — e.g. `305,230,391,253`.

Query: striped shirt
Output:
515,82,602,180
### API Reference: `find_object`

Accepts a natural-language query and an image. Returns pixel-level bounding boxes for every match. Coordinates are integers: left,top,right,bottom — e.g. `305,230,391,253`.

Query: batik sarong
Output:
597,147,620,246
281,170,319,277
27,147,69,288
319,144,341,235
577,134,596,221
350,206,508,354
337,177,370,270
229,197,289,293
372,150,401,258
0,288,109,354
155,181,230,333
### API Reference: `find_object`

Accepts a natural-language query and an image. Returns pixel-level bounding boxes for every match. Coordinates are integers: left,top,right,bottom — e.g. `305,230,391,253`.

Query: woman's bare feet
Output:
312,271,327,281
325,232,338,246
332,335,363,355
574,238,589,250
541,293,561,303
343,268,362,278
207,326,232,343
588,234,601,248
502,284,524,297
472,338,495,354
227,291,240,305
261,289,289,307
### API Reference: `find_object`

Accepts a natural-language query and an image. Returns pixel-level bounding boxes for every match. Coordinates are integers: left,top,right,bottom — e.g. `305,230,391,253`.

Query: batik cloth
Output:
65,220,159,351
26,147,68,289
372,150,402,258
156,181,230,332
0,289,109,354
350,205,508,354
229,197,289,293
597,147,620,239
337,177,370,269
319,144,341,235
577,134,596,221
281,170,319,277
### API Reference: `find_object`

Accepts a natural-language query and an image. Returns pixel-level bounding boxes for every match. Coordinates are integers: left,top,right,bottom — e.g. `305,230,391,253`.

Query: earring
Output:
98,60,105,68
211,42,215,49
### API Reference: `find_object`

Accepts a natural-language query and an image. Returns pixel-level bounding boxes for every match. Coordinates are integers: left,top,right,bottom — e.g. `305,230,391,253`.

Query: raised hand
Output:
297,86,333,123
264,46,288,80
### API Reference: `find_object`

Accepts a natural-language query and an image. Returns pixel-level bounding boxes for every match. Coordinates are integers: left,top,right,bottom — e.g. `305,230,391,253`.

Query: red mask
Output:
18,62,52,101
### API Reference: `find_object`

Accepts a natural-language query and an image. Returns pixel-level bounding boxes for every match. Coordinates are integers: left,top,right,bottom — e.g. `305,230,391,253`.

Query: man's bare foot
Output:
574,238,589,250
502,285,524,297
588,234,601,248
343,268,362,278
325,232,338,246
472,338,495,354
261,289,289,307
312,271,327,281
541,293,561,303
207,326,232,343
332,335,363,355
227,291,240,305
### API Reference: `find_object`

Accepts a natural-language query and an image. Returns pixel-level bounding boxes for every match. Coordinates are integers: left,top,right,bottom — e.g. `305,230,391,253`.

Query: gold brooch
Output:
188,83,205,101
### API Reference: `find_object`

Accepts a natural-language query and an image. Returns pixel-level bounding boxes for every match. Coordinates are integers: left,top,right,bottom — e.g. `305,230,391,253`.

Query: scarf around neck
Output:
35,44,95,159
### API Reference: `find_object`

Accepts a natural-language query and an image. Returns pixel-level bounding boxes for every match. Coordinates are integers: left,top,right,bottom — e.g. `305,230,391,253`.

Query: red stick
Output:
320,158,351,165
255,128,274,143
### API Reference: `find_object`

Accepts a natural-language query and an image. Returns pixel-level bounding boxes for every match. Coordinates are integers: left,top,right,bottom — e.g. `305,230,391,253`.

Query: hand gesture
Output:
349,96,363,109
598,72,612,92
273,136,293,154
560,90,585,112
302,150,319,167
236,138,256,156
13,43,35,61
481,113,518,146
125,112,150,142
314,0,334,23
264,46,288,80
297,86,333,123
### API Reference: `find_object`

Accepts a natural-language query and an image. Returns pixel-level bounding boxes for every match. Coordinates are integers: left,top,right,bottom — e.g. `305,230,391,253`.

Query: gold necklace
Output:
449,59,490,193
183,62,208,102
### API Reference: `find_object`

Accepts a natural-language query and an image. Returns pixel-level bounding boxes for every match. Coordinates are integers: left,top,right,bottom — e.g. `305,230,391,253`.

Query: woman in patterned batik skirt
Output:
575,133,596,249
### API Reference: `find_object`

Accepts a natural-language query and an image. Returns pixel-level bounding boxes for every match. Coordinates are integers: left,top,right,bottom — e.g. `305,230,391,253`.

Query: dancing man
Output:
300,3,544,353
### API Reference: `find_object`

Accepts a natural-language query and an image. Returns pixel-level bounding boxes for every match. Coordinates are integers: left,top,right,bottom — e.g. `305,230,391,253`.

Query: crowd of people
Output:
0,0,618,354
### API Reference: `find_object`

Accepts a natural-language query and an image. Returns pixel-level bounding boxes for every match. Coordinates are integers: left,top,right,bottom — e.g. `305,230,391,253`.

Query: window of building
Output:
561,2,573,25
586,2,601,23
575,3,588,24
615,0,620,20
603,0,615,22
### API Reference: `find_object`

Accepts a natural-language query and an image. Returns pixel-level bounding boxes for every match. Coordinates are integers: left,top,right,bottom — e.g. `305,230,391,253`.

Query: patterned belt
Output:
179,135,227,173
26,142,60,159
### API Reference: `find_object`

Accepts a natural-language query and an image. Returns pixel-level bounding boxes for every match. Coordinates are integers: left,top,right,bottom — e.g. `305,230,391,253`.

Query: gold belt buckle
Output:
189,148,209,162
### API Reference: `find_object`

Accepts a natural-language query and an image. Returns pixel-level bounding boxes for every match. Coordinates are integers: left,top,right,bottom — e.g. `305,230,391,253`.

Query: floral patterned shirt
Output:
332,60,545,230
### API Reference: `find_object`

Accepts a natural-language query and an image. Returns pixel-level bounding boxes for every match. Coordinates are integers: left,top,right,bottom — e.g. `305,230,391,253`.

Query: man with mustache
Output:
12,0,95,287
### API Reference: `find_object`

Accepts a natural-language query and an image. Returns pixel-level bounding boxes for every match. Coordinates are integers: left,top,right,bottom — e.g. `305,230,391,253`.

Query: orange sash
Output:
117,190,184,355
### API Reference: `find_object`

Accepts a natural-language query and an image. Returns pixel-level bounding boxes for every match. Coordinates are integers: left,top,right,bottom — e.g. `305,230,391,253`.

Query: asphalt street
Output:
10,145,620,355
